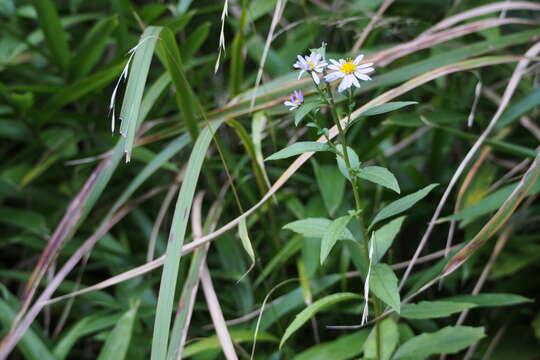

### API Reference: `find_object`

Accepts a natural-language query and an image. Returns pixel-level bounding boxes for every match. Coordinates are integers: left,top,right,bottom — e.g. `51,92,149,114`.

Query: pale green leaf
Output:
392,326,485,359
320,215,352,264
283,218,354,240
336,145,360,181
444,293,532,307
364,317,399,360
371,184,438,229
293,330,370,360
361,101,418,116
400,301,476,319
356,166,400,193
97,301,140,360
266,141,332,161
371,263,400,313
372,216,405,262
313,162,345,216
238,217,255,274
294,101,320,126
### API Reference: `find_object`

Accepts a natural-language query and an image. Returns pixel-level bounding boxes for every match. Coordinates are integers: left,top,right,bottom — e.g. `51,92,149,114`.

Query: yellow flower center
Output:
307,61,316,70
340,61,356,74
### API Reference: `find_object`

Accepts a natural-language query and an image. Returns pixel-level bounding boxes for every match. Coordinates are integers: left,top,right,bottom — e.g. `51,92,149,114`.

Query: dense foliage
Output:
1,0,540,359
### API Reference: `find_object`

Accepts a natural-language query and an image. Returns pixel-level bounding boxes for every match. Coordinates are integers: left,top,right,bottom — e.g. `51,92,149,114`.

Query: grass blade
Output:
118,26,162,161
151,120,224,360
33,0,70,72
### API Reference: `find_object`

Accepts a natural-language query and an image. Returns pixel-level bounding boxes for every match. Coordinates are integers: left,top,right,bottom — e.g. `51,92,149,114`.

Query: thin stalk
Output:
320,79,382,360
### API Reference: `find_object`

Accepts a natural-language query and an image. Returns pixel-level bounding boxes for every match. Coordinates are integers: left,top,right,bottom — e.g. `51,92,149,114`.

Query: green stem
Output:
322,82,382,360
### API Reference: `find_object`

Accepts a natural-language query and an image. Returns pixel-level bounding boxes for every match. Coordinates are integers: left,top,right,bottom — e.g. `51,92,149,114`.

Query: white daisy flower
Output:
284,90,304,111
324,54,374,93
293,52,327,85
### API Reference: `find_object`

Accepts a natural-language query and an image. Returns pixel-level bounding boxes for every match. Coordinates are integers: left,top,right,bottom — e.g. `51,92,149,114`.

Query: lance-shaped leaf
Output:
370,184,438,229
266,141,333,161
400,301,476,319
355,166,400,193
392,326,485,359
370,263,401,313
283,218,354,241
320,215,352,264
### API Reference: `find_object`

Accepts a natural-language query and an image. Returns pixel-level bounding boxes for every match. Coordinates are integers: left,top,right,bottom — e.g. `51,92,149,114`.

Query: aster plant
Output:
271,44,435,359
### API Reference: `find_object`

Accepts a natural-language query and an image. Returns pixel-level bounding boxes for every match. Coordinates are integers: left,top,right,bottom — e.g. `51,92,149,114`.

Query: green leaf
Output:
371,263,400,313
372,216,405,262
294,101,320,126
54,313,122,360
313,162,345,216
335,145,360,181
97,301,140,360
119,26,162,161
444,293,532,307
151,120,224,360
280,292,361,348
392,326,485,359
440,179,540,225
356,166,400,193
0,295,56,360
33,0,71,71
0,208,49,236
293,330,370,360
70,16,118,79
400,301,476,319
361,101,418,116
182,330,277,358
156,27,200,140
283,218,354,241
266,141,332,161
254,236,302,287
238,217,255,275
320,215,352,264
371,184,438,229
364,317,399,360
184,22,211,59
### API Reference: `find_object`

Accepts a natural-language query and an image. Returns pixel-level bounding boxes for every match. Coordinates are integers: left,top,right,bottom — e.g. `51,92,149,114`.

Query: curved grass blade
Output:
119,26,162,161
151,119,225,360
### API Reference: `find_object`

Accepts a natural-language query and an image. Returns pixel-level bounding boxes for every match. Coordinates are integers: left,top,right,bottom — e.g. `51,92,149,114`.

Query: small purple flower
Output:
284,90,304,111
